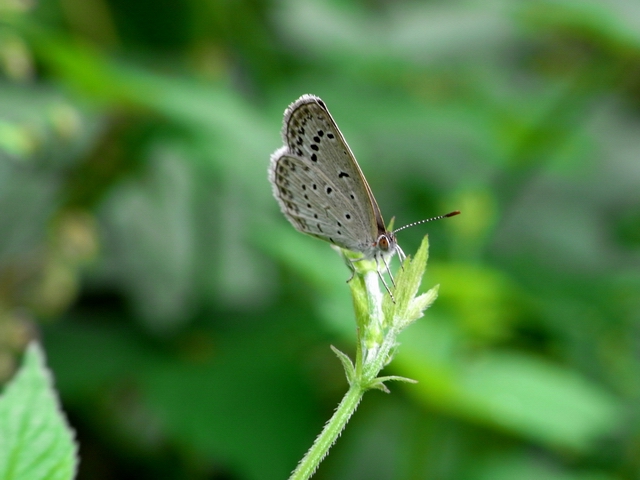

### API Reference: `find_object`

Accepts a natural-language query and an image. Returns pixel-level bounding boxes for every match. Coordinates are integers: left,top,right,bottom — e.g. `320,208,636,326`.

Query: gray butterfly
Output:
269,94,458,293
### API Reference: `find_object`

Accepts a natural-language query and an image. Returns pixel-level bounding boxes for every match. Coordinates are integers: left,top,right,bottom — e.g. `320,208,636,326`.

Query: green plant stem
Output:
289,239,432,479
361,270,383,365
289,271,383,480
288,383,364,480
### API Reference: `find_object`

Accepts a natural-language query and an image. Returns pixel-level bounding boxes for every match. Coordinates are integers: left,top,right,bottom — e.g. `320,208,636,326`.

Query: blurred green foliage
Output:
1,0,639,478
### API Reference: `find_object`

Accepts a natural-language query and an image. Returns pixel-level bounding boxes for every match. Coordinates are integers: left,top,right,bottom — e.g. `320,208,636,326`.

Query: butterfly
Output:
269,94,459,294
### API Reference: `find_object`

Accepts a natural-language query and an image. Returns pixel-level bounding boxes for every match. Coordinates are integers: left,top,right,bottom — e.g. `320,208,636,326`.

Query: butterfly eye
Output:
377,235,390,251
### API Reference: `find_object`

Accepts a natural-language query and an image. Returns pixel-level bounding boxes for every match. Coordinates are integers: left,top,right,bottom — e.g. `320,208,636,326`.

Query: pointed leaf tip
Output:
331,345,356,385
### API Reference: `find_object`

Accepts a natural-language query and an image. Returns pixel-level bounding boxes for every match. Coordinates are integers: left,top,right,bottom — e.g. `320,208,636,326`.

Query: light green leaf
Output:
0,342,78,480
399,285,440,330
386,235,430,328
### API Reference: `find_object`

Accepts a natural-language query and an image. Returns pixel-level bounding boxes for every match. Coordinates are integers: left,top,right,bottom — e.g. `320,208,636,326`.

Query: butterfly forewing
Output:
270,95,387,256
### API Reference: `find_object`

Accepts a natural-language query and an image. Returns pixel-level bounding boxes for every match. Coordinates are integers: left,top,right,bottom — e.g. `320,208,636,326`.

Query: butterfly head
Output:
374,232,405,264
375,233,396,253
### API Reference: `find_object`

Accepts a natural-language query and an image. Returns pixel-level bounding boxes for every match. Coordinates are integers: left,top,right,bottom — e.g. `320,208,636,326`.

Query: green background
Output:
1,0,639,478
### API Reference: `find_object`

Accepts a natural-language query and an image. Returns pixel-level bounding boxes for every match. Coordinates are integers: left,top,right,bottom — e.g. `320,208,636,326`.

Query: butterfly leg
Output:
348,255,396,302
375,255,396,303
396,245,406,271
377,270,396,303
345,264,356,283
345,254,365,283
380,254,396,287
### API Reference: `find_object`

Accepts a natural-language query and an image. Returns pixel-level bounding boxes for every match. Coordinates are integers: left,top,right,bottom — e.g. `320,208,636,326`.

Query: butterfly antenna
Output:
392,210,460,234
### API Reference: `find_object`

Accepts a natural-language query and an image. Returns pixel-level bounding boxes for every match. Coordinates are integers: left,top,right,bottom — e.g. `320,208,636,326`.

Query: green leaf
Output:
331,346,356,385
456,352,622,451
368,375,418,394
386,235,430,329
369,382,391,394
468,451,617,480
397,323,622,452
400,285,439,330
0,342,78,480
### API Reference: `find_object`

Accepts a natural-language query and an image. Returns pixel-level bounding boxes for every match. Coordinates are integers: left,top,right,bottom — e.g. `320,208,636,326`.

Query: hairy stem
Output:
288,384,364,480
